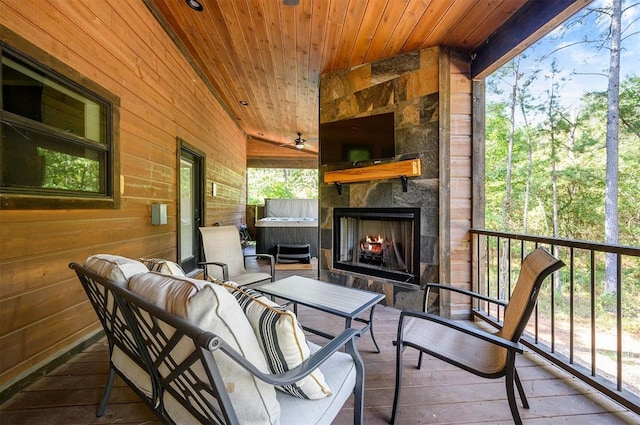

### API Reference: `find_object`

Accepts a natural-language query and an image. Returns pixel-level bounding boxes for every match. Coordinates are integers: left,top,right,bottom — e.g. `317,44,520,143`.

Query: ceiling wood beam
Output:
247,157,318,169
470,0,593,79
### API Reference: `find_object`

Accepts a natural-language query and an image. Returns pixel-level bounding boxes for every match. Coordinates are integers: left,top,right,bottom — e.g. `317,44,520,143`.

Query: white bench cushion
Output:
128,272,280,425
278,342,357,425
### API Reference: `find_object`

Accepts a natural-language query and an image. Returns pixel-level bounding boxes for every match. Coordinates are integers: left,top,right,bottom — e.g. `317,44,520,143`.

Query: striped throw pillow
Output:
138,258,186,277
223,283,332,399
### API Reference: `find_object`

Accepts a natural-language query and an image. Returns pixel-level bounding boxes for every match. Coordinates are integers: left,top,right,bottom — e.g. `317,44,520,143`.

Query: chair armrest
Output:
398,309,523,353
198,261,229,281
199,327,362,387
244,253,275,281
425,283,508,308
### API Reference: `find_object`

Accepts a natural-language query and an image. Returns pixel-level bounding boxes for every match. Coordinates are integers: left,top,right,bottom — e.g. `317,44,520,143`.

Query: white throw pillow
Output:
84,254,149,287
217,282,332,399
128,272,280,425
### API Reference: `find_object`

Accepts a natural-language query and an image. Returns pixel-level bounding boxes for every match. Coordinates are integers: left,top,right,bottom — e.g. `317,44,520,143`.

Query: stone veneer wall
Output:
319,47,443,311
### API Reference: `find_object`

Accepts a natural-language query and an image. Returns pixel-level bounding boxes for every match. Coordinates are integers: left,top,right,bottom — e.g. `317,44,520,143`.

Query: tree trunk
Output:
547,65,561,290
500,59,521,297
519,102,533,233
604,0,622,294
502,59,520,233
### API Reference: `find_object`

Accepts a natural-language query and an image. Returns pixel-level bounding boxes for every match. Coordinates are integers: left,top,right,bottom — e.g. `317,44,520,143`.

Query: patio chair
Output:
199,225,275,286
390,247,564,425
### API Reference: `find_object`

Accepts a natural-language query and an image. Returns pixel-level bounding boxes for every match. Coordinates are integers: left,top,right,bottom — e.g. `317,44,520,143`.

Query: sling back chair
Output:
391,247,564,425
200,225,275,286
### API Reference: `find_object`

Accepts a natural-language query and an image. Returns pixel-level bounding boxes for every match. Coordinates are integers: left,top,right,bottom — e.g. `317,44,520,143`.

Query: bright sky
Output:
488,0,639,115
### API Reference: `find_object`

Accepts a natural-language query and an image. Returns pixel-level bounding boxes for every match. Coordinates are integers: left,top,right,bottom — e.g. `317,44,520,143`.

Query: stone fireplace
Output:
318,47,447,311
333,208,420,284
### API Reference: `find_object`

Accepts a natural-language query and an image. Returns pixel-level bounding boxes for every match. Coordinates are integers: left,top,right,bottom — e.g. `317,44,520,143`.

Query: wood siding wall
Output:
0,0,247,393
439,49,473,319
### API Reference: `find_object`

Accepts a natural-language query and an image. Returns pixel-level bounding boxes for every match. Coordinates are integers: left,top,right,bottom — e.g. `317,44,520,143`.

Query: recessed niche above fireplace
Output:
333,208,420,284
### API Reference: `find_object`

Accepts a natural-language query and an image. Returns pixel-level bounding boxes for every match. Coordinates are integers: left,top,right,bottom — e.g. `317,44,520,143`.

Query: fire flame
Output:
365,235,383,243
360,235,386,254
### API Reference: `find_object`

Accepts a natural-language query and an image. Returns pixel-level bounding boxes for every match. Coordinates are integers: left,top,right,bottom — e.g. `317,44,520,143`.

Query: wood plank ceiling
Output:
145,0,588,166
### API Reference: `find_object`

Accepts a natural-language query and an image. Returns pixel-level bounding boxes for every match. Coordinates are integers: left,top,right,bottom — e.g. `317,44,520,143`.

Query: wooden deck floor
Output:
1,253,638,424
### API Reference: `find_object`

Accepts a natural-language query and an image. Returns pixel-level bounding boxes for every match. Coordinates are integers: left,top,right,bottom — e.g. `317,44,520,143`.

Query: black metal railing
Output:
469,229,640,414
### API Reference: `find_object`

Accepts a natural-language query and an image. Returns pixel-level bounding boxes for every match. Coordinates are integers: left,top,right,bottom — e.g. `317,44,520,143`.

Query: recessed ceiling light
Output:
186,0,203,11
239,100,249,106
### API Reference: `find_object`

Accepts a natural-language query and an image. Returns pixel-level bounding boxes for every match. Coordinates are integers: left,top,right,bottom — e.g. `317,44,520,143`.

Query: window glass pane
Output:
2,55,106,144
1,44,114,206
1,121,106,194
180,158,194,261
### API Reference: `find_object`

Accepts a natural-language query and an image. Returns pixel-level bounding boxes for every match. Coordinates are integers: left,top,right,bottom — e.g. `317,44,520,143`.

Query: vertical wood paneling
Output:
437,47,473,319
448,50,473,318
0,0,247,392
472,79,486,296
438,47,452,318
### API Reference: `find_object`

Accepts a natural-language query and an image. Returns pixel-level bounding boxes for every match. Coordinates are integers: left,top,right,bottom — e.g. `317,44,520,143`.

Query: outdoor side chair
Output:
390,247,564,425
199,225,275,286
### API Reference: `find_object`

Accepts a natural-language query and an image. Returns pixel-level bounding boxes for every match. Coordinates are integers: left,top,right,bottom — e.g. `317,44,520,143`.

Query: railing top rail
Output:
470,228,640,257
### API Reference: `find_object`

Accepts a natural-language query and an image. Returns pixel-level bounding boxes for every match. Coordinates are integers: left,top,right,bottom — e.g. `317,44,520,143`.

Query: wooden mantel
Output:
323,159,421,188
323,159,422,194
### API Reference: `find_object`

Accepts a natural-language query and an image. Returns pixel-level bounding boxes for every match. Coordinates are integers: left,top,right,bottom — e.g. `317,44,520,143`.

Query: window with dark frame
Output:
1,43,117,209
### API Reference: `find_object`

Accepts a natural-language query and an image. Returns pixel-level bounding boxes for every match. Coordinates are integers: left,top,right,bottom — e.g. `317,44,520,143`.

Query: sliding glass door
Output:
178,144,204,274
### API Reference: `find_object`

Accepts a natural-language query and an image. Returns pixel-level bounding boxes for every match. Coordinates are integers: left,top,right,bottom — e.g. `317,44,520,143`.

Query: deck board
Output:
2,253,637,424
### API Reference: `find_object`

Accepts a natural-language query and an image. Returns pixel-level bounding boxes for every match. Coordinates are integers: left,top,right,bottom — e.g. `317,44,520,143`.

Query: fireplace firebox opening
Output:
333,208,420,284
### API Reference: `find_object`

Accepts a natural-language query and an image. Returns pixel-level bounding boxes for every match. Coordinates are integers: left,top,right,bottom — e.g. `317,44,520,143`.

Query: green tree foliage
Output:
247,168,318,205
619,76,640,139
486,0,640,249
486,74,640,246
39,148,100,192
615,76,640,245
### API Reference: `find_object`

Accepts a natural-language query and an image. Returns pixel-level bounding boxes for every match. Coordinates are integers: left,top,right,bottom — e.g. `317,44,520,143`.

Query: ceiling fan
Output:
281,132,312,150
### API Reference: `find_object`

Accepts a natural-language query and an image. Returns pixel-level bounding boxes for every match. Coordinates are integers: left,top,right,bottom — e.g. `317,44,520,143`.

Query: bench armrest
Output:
198,327,363,386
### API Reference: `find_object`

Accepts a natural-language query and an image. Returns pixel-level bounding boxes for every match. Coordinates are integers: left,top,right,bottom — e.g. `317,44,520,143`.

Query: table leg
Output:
368,305,380,353
351,306,381,353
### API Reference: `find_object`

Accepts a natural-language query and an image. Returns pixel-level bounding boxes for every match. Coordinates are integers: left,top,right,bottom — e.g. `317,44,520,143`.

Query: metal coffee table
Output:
254,275,386,352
